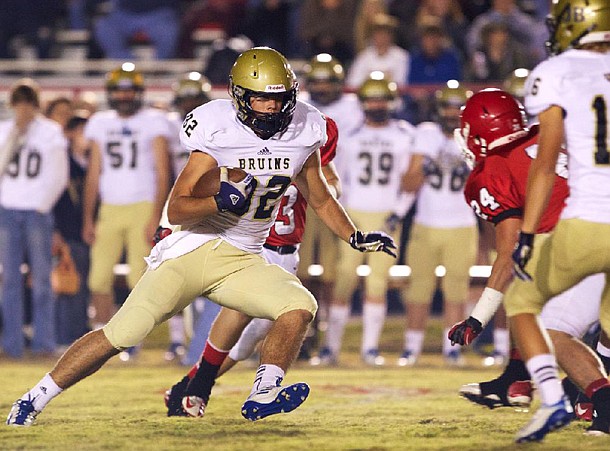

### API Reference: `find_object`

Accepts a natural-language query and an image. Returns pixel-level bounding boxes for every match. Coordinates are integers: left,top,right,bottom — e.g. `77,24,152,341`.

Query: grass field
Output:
1,317,608,450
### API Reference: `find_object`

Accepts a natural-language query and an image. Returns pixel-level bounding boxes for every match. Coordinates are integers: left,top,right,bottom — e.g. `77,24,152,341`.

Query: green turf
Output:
1,317,607,450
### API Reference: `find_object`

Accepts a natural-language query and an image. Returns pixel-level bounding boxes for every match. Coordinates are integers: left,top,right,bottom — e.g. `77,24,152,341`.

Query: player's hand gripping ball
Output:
192,166,255,215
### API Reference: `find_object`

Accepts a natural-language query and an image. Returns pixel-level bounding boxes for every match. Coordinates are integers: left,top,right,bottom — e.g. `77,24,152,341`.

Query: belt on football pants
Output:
263,243,298,255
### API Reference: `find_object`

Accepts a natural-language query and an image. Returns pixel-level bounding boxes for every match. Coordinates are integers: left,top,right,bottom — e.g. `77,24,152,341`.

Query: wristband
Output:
469,287,504,328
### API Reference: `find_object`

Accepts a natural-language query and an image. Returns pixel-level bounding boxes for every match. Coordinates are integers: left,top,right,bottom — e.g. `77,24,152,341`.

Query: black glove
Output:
214,171,255,215
448,316,483,346
349,230,397,257
512,232,534,281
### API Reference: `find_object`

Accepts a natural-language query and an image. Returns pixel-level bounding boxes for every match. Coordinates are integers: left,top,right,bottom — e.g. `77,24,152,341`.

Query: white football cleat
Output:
515,396,573,443
241,383,310,421
6,397,39,427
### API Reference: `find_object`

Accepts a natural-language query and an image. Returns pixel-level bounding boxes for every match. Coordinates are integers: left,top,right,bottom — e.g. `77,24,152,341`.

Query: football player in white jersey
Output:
297,53,364,361
399,82,477,367
0,79,68,359
312,72,414,366
506,0,610,442
80,64,172,330
7,47,395,426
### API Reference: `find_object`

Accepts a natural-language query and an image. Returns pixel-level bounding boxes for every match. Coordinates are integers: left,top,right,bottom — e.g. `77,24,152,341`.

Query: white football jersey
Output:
0,116,68,213
84,107,172,205
412,122,476,228
525,49,610,223
167,111,190,178
146,98,328,267
338,119,415,212
307,93,364,138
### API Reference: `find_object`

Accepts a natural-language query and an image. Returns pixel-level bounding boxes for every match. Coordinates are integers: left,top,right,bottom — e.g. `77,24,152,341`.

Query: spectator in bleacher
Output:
52,115,91,350
45,97,73,130
413,0,469,59
353,0,388,54
346,13,408,89
202,35,253,86
386,0,420,51
466,21,532,83
177,0,247,58
407,22,462,85
93,0,180,59
458,0,492,23
242,0,292,56
300,0,358,64
0,0,63,59
0,80,69,358
465,0,547,65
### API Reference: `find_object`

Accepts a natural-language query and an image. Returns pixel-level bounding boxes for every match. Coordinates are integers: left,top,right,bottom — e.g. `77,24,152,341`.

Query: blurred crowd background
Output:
0,0,549,123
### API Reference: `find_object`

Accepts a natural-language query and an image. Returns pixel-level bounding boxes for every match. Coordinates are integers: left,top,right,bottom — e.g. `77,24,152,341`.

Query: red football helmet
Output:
455,88,528,168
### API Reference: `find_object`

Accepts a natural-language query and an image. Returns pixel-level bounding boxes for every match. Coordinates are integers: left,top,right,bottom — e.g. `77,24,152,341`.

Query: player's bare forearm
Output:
487,217,521,292
401,154,425,193
321,162,342,199
313,196,357,243
82,143,101,224
167,151,219,225
297,151,356,242
522,106,564,234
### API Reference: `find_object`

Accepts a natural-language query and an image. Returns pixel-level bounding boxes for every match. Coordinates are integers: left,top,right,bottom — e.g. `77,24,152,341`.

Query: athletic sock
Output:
325,304,349,356
442,328,455,356
596,341,610,374
168,314,185,345
24,373,63,411
185,340,229,401
493,328,510,357
250,364,285,396
361,303,386,353
590,385,610,431
526,354,563,406
404,330,424,357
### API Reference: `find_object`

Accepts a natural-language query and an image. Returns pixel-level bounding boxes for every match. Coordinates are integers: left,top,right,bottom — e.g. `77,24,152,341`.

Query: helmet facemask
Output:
106,66,144,116
230,81,298,139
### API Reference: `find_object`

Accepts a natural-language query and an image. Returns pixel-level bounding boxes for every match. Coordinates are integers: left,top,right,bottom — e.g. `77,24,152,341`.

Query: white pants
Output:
539,273,604,339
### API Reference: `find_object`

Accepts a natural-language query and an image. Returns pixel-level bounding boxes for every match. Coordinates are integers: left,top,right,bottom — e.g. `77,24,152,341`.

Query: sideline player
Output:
81,63,172,329
507,0,610,442
399,82,476,367
312,72,413,366
450,90,606,420
7,47,395,426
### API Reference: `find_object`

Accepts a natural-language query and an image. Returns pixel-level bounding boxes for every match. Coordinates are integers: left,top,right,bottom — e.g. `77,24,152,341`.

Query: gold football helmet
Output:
106,63,144,115
357,72,398,123
503,68,530,102
173,72,212,114
435,81,473,133
229,47,298,139
357,72,398,101
546,0,610,55
303,53,345,106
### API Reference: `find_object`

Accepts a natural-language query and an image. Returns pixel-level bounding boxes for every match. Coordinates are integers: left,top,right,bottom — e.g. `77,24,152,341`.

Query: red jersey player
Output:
164,116,340,417
449,89,606,418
